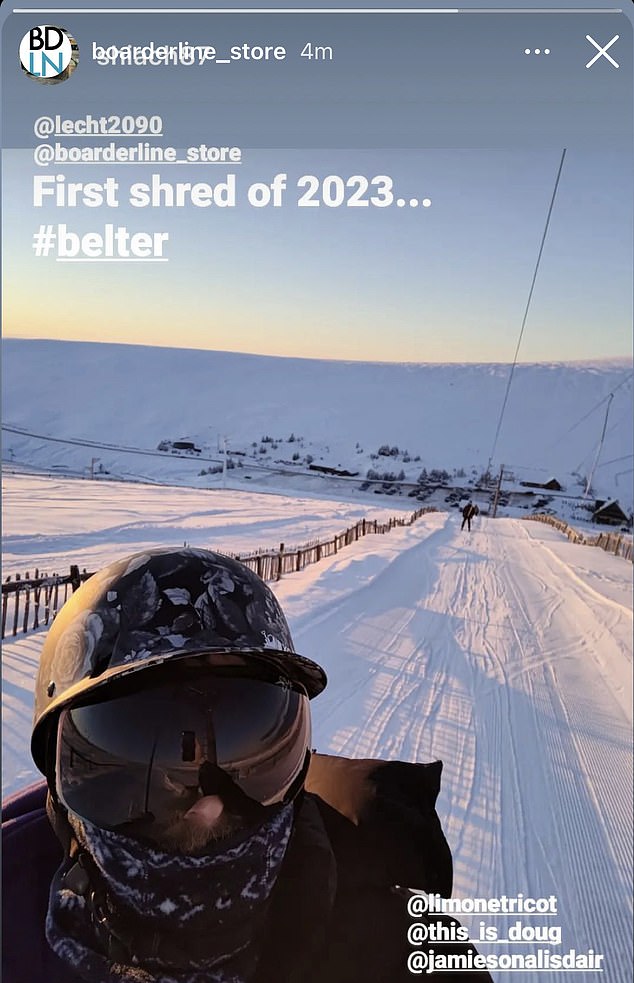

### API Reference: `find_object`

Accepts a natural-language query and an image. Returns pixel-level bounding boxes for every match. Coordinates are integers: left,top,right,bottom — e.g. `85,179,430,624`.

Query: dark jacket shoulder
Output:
2,782,76,983
305,752,453,896
259,754,492,983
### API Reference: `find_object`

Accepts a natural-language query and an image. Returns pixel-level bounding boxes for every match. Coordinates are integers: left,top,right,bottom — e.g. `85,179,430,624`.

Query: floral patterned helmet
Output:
31,548,327,777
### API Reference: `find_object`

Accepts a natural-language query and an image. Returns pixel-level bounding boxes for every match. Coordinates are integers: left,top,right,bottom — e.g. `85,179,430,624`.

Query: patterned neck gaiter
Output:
46,805,294,983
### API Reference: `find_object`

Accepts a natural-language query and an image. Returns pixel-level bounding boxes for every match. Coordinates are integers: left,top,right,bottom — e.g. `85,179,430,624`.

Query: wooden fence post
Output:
12,575,21,636
1,579,9,639
33,581,42,630
44,584,53,625
22,584,31,634
277,544,285,581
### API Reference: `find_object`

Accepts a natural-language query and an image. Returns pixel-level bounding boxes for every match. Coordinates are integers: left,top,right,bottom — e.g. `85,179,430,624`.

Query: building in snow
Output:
592,500,630,526
520,477,563,492
172,440,201,453
308,464,359,477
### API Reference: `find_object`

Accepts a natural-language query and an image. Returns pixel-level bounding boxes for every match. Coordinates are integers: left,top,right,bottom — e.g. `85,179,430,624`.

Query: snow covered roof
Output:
594,499,627,518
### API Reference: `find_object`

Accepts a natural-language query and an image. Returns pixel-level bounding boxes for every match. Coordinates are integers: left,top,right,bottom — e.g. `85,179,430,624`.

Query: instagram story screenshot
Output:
1,2,633,982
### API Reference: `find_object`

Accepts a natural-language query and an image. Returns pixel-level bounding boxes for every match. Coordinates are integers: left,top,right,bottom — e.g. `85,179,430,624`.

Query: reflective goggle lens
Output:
56,673,310,831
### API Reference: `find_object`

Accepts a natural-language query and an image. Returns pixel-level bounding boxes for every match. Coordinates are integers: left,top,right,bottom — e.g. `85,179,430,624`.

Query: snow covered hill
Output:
2,339,632,512
2,476,632,981
2,340,633,978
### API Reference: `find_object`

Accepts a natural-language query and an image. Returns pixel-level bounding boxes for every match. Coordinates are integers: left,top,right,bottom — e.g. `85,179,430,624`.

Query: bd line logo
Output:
20,26,79,84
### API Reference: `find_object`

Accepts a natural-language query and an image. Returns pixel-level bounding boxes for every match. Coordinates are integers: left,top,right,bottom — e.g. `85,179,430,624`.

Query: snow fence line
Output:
526,513,633,563
1,506,438,641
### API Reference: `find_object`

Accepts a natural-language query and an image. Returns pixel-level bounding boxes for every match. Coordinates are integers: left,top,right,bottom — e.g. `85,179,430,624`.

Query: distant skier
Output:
461,501,478,531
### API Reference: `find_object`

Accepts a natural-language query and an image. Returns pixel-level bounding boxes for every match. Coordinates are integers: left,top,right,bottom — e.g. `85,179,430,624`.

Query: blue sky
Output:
4,148,632,362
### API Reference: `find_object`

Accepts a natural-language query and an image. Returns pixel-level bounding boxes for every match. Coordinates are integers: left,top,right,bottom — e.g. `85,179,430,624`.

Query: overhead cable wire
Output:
487,149,567,472
544,370,633,452
595,453,634,469
583,392,614,496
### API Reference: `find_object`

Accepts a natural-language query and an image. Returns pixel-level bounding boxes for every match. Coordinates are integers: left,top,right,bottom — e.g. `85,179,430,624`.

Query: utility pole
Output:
584,393,614,499
90,457,100,479
221,435,227,489
491,463,504,518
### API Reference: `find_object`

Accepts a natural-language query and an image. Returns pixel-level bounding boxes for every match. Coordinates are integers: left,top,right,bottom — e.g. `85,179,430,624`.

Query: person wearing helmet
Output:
3,548,492,983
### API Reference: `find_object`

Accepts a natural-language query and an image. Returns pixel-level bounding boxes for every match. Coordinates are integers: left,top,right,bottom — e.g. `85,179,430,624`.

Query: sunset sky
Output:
4,148,631,363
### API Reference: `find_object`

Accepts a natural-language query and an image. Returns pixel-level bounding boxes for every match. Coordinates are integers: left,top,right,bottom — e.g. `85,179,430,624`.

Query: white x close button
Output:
585,34,619,69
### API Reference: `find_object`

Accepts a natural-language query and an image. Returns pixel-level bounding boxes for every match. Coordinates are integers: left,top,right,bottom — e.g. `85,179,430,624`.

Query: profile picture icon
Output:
19,26,79,84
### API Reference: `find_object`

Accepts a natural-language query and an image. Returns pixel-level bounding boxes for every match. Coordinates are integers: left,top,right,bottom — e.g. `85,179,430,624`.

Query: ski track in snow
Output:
2,486,632,982
290,514,632,982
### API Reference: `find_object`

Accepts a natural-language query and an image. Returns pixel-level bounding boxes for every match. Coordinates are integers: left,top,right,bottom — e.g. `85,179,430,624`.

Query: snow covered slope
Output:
2,476,632,981
2,339,632,510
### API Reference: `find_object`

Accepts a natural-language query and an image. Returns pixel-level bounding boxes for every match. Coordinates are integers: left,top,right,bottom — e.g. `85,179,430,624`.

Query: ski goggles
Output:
55,670,310,831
